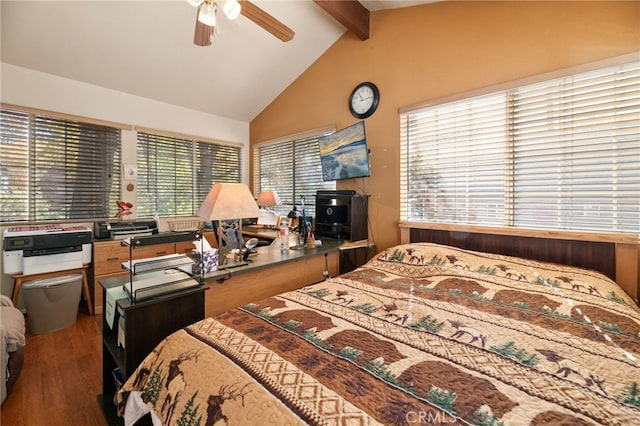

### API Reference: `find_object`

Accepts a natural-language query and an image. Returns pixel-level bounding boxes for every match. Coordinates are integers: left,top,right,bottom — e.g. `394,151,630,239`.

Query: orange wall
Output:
250,1,640,252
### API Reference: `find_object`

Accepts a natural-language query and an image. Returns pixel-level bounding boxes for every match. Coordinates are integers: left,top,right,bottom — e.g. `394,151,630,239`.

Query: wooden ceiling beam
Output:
313,0,370,41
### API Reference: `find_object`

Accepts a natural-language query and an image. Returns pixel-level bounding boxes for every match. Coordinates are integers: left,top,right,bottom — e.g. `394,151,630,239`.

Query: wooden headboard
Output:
400,221,640,305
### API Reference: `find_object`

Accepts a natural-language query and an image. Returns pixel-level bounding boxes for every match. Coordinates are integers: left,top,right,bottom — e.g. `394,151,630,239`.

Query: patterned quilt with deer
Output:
116,243,640,425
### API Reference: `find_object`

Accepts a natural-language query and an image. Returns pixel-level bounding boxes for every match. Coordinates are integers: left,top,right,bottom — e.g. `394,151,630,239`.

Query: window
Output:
137,131,241,217
0,107,121,222
400,59,640,234
253,132,335,216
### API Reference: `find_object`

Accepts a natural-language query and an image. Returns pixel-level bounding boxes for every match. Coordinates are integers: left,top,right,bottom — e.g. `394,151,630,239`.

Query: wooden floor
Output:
1,312,108,426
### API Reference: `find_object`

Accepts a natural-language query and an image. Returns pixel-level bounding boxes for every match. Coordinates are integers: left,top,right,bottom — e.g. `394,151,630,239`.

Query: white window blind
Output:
137,132,240,217
401,93,507,225
253,134,335,216
0,107,121,222
511,62,640,231
195,140,241,207
401,60,640,234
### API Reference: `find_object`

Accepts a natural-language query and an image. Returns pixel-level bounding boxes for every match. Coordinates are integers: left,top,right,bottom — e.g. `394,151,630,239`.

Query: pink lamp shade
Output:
197,183,260,221
256,190,281,208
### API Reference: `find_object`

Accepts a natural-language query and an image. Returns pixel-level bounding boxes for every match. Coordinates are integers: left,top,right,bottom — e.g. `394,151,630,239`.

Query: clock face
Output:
349,82,379,119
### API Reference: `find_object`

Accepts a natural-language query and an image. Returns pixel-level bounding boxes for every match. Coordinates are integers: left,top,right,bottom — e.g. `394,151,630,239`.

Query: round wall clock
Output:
349,81,380,119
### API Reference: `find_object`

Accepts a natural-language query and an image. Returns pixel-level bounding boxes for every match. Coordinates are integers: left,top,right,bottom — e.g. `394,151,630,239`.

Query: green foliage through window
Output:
0,108,121,221
137,132,241,217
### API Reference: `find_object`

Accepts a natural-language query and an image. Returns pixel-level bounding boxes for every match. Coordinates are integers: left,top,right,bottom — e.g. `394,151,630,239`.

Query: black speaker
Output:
317,204,348,225
315,192,368,241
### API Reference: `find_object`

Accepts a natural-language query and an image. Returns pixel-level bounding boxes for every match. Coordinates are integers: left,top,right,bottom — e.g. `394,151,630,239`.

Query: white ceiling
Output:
1,1,431,122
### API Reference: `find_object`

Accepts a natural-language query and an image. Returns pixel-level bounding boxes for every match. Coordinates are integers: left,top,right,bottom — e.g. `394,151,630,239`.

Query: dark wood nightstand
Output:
97,280,205,423
339,239,376,274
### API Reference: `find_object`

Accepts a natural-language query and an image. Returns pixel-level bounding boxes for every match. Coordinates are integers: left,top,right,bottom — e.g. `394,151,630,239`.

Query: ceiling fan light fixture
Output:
186,0,204,7
198,2,217,27
222,0,241,20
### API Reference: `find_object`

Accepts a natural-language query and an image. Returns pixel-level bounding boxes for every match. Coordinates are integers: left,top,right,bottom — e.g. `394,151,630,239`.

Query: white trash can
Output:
22,274,82,335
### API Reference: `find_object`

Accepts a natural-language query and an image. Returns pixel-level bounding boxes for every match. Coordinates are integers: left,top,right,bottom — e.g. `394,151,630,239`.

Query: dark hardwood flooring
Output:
1,312,108,426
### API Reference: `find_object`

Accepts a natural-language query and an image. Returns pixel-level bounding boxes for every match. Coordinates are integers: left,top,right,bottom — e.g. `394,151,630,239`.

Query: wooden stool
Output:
11,265,93,316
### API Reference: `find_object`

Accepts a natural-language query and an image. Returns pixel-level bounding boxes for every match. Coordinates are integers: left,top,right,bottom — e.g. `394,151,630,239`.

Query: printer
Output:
94,220,158,240
3,225,92,275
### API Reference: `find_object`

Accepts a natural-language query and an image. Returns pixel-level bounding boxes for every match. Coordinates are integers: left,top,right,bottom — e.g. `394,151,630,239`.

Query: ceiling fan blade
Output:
239,0,294,42
193,9,213,46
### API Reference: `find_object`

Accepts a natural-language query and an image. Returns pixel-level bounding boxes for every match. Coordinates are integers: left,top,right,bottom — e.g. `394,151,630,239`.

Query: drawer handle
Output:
156,251,167,256
107,257,120,261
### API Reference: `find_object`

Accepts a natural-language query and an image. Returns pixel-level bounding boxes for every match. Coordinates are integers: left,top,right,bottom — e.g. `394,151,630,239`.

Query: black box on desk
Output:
315,193,368,241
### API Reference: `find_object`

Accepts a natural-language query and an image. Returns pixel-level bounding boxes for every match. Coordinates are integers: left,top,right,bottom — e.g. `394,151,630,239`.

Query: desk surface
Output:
99,238,342,293
201,237,341,282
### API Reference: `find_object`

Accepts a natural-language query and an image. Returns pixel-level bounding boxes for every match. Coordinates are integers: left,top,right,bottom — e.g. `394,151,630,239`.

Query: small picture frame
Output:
278,217,290,229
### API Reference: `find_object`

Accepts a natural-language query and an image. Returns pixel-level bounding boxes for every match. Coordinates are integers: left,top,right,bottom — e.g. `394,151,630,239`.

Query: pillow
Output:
0,295,13,307
374,243,638,308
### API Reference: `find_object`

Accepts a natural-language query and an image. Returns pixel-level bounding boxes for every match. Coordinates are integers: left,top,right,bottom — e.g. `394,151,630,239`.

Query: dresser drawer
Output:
93,241,131,276
132,243,175,259
175,240,196,255
93,241,177,275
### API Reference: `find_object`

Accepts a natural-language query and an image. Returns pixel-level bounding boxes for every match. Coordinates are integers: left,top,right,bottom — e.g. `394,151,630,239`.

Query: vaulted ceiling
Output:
1,1,432,122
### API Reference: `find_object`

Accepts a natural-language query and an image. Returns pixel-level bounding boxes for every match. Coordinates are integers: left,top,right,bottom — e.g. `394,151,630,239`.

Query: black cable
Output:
323,252,330,280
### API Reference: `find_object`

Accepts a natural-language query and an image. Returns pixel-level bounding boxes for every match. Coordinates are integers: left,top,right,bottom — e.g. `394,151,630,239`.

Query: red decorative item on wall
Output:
116,201,133,217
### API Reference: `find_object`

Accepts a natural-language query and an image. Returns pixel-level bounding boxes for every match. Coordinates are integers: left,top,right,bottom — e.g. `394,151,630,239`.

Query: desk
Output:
200,238,341,317
11,265,93,316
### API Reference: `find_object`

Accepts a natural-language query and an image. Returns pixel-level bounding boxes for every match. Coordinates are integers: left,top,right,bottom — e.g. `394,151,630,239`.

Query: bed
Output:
115,233,640,425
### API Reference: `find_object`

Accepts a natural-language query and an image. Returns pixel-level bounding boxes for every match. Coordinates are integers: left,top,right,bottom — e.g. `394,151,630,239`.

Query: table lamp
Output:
256,190,281,227
197,183,260,268
256,190,281,208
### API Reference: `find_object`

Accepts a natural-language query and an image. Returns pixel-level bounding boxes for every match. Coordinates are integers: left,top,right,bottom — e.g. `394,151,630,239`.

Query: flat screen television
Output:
318,121,371,181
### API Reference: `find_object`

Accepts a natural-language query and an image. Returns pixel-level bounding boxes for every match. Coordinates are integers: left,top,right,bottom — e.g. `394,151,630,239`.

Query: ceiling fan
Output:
186,0,295,47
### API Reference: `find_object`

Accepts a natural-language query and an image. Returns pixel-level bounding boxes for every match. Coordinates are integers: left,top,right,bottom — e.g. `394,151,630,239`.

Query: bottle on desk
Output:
279,226,289,251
